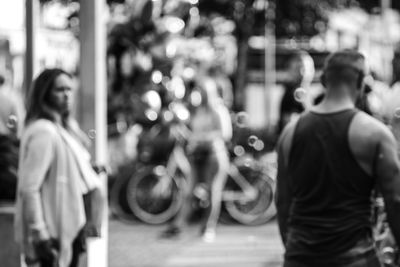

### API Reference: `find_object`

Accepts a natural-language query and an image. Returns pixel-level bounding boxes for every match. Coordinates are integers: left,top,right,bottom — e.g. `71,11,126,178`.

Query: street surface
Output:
108,217,284,267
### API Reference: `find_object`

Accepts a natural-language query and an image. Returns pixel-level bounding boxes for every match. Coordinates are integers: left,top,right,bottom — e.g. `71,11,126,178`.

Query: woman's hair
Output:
25,68,90,147
25,68,72,126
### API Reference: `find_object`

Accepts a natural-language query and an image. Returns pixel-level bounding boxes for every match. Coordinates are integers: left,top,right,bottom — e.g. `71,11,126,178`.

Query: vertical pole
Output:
23,3,40,266
381,0,392,83
25,0,40,93
337,30,343,50
381,0,391,12
264,0,276,128
79,1,108,267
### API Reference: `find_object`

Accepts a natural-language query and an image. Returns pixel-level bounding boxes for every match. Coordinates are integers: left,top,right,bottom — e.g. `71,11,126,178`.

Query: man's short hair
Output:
322,49,368,89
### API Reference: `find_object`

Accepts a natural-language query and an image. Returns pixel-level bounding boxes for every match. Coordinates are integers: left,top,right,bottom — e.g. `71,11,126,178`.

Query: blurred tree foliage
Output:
197,0,256,110
38,0,399,114
273,0,400,38
274,0,359,38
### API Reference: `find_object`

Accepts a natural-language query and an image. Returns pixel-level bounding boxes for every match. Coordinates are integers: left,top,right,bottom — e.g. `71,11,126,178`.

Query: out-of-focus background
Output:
1,1,400,267
1,0,399,133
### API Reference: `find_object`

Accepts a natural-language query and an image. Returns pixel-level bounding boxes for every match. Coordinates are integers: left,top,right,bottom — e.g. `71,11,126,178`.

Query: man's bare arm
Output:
275,120,298,246
375,126,400,245
276,142,291,246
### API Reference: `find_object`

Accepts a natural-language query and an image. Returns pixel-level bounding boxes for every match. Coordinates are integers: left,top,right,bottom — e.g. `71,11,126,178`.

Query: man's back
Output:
277,106,400,266
285,109,376,262
277,49,400,267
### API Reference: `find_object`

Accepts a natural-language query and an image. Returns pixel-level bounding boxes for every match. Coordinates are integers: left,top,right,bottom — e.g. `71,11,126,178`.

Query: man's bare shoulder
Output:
277,118,300,168
277,118,299,148
351,111,394,142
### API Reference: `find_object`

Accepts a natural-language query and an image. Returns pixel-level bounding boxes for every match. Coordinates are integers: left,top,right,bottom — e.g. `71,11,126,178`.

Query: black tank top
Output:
286,109,375,262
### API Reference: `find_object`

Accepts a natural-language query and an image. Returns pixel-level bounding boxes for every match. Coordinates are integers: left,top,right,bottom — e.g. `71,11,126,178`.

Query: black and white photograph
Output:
0,0,400,266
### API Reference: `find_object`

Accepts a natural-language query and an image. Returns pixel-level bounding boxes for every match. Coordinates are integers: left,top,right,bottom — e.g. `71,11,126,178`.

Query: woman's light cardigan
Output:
15,119,100,267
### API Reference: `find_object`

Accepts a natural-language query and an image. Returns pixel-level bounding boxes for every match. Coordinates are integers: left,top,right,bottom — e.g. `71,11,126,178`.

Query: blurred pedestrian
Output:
0,73,24,200
209,65,234,109
0,73,25,136
278,50,315,133
276,50,400,267
15,68,105,267
391,46,400,87
162,78,232,242
379,47,400,154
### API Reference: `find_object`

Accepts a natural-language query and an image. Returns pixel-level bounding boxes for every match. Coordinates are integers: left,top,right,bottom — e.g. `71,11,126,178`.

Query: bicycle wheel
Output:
224,167,276,226
126,165,184,224
109,164,139,224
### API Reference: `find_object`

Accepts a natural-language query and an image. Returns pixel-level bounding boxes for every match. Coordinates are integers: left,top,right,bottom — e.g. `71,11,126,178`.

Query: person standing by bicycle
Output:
162,77,232,242
276,49,400,267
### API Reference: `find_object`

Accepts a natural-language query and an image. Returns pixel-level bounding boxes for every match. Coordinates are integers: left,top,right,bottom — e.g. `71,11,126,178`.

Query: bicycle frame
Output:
165,145,263,205
222,164,258,202
166,145,191,180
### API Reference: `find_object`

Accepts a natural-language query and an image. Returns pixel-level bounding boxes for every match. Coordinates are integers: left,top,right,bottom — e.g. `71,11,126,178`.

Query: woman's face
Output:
47,74,74,115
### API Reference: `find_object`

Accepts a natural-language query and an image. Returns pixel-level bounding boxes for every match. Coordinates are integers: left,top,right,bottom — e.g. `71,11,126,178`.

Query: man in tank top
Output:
276,49,400,267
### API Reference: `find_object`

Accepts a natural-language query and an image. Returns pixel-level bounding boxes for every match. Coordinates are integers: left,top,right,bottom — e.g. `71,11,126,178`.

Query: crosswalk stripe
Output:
164,238,284,267
183,249,283,256
166,255,283,265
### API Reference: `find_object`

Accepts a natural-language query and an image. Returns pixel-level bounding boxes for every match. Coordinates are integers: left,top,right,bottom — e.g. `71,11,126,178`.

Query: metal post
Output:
22,2,40,265
25,0,40,92
381,0,391,10
79,1,108,267
381,0,392,83
264,0,276,128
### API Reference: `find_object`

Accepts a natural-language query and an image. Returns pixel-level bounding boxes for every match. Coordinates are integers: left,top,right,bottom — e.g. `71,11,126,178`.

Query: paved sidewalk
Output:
108,218,284,267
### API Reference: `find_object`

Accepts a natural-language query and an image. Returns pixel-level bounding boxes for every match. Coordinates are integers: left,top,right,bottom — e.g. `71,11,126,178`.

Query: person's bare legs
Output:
201,151,229,242
161,149,197,238
163,173,196,237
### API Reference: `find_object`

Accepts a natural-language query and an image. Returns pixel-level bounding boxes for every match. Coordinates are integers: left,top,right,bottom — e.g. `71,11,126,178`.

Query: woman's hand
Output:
92,164,109,175
25,256,40,267
83,221,101,238
33,238,59,263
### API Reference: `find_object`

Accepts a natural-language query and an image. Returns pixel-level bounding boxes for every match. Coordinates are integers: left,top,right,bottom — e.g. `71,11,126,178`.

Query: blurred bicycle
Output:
110,111,277,225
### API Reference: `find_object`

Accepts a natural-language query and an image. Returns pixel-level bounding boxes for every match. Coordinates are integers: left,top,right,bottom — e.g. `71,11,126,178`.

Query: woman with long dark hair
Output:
15,68,104,267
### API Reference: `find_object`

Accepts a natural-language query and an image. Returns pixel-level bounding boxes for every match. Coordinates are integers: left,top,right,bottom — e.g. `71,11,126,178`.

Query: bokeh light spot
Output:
293,87,306,103
248,135,258,147
233,145,245,157
235,112,249,128
394,107,400,119
6,115,17,129
88,129,96,139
